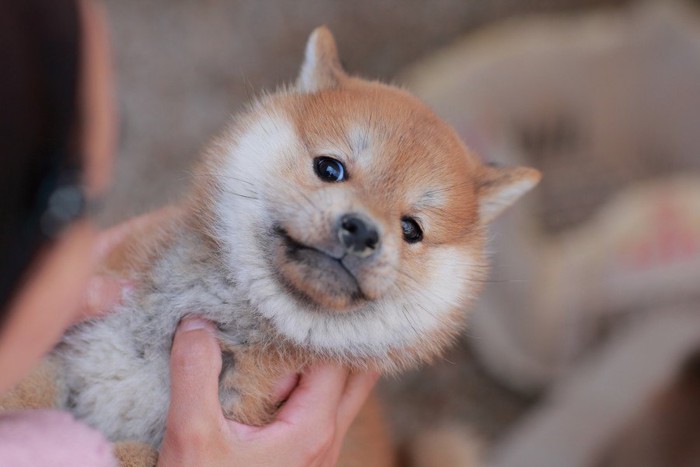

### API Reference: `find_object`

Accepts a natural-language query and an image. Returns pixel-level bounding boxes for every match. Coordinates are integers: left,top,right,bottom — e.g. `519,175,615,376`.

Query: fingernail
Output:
178,317,212,333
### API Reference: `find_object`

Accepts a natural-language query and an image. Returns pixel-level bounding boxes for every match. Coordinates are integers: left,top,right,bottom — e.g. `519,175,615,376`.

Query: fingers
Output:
271,373,300,402
220,365,378,467
159,318,229,467
93,207,178,261
274,364,349,427
75,275,133,322
166,318,224,433
335,371,380,436
78,208,177,323
227,364,351,464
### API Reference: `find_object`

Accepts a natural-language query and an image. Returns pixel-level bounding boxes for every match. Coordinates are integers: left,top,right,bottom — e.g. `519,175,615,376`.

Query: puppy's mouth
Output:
272,227,365,310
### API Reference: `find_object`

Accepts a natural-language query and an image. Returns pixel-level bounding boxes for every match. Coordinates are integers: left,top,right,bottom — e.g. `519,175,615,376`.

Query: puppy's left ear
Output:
297,26,347,92
477,165,541,223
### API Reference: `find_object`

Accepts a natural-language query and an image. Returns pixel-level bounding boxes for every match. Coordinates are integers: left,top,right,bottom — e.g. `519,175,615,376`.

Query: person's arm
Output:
158,318,379,467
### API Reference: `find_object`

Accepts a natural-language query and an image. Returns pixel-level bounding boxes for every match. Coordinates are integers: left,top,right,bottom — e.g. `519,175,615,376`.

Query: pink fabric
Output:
0,409,116,467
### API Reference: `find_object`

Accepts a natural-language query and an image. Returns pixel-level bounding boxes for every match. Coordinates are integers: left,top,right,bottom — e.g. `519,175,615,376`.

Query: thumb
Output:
167,318,224,430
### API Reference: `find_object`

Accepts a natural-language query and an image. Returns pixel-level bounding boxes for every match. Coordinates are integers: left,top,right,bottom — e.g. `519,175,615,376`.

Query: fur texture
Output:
53,27,540,446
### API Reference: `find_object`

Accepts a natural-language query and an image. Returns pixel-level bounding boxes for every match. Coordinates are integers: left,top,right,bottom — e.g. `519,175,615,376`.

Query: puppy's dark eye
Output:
401,217,423,243
314,156,346,182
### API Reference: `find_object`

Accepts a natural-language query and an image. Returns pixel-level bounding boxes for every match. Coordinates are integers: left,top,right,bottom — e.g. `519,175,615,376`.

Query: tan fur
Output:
113,442,159,467
282,84,483,244
0,360,57,411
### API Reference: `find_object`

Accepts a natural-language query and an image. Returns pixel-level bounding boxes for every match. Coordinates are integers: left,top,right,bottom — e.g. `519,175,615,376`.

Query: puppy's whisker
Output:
400,305,423,340
199,171,257,186
221,189,260,201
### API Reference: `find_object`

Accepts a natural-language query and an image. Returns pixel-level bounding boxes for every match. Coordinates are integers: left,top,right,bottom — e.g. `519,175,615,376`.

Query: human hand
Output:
74,208,176,323
157,318,380,467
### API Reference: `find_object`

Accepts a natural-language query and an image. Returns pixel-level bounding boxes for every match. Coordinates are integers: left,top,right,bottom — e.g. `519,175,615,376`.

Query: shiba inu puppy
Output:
54,27,540,448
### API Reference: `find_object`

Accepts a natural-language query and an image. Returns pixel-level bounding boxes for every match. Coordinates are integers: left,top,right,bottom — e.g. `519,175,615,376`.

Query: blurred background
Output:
101,0,700,465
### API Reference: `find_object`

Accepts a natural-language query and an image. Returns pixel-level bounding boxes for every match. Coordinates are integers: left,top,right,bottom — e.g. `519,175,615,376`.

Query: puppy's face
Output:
204,28,539,368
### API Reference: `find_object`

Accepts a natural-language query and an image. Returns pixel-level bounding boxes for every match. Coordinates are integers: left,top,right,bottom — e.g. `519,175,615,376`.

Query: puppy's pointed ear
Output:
297,26,347,93
477,165,541,223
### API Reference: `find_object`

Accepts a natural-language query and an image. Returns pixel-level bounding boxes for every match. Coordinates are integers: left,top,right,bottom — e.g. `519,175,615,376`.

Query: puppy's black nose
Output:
338,214,380,257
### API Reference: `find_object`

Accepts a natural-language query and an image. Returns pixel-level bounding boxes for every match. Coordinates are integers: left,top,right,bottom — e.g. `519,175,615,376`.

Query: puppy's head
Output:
201,27,540,369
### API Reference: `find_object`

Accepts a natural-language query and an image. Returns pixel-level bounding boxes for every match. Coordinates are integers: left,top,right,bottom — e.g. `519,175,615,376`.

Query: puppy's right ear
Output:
297,26,347,93
477,164,541,224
